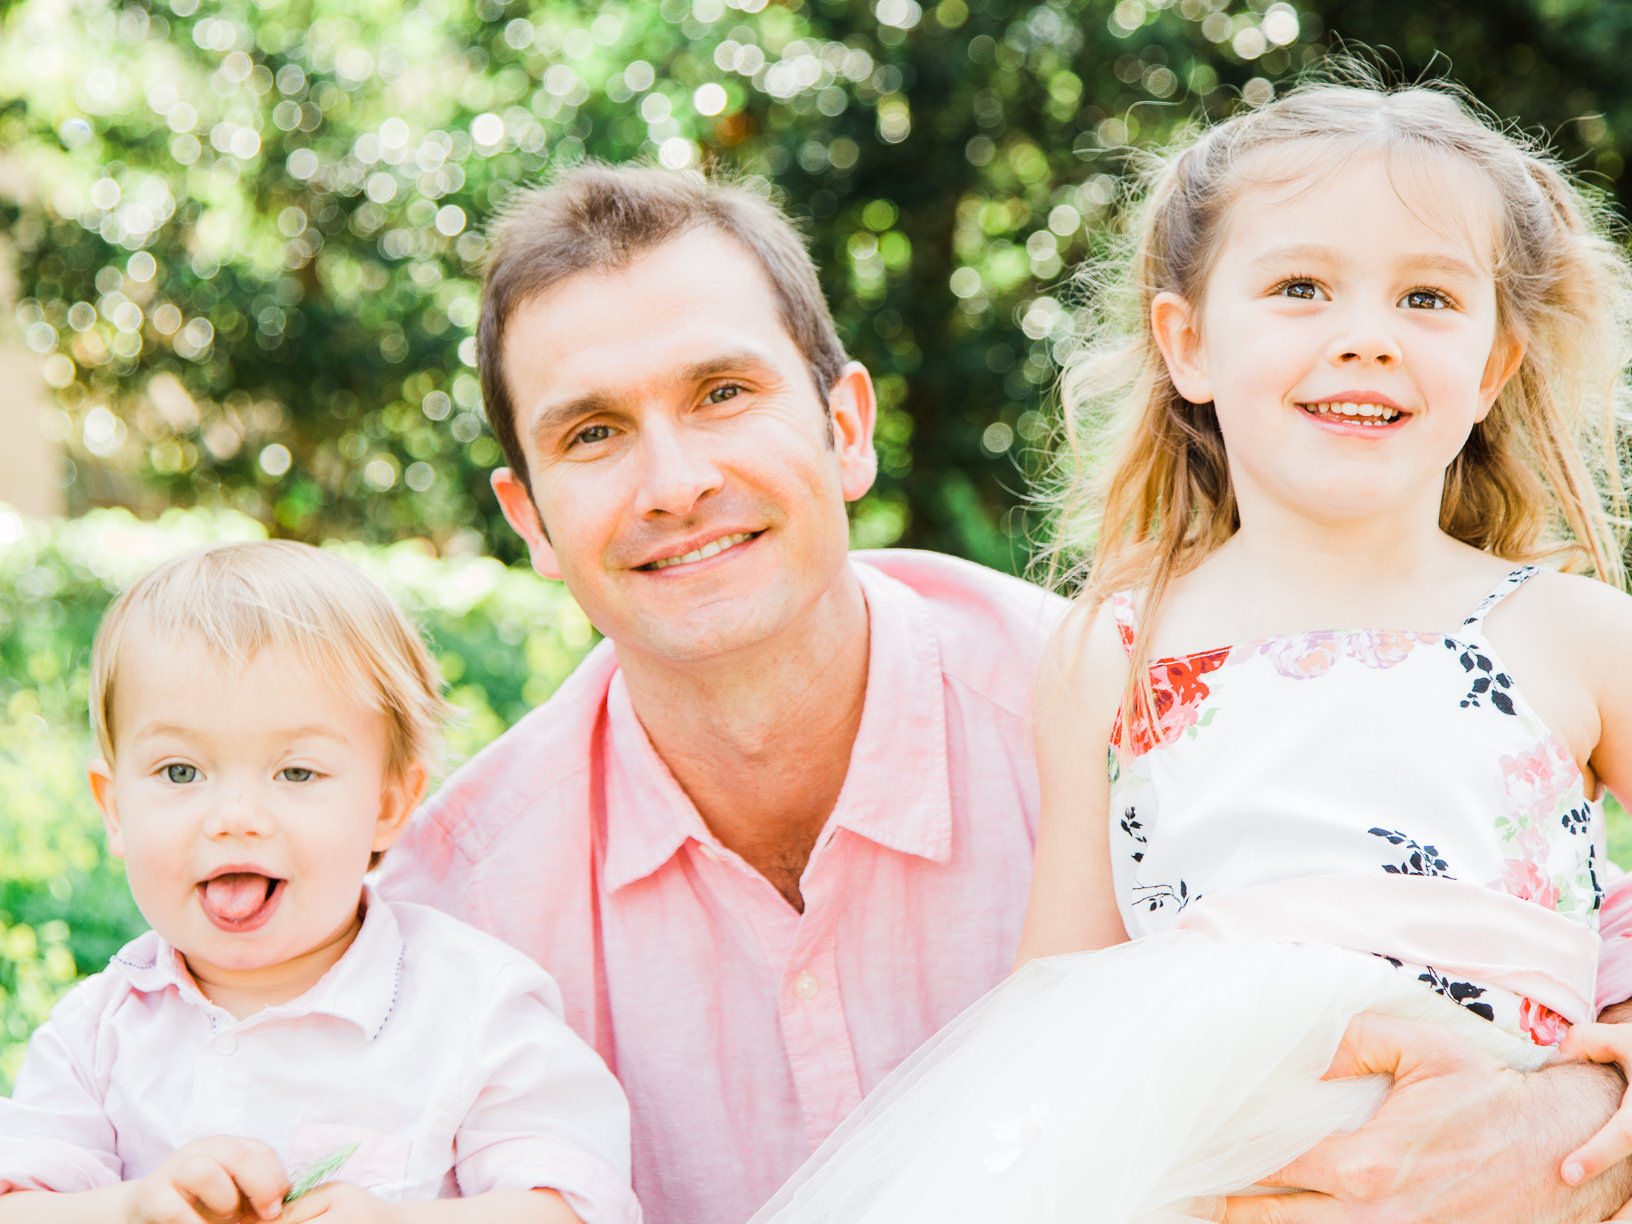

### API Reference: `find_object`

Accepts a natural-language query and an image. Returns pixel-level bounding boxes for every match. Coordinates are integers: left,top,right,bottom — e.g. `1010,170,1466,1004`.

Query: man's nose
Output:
632,418,725,518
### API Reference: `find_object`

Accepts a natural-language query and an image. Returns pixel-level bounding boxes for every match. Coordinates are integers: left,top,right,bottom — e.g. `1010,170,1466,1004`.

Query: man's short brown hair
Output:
477,163,849,497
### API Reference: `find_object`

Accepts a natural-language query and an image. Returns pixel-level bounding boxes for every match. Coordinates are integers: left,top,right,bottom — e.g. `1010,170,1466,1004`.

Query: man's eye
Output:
278,766,315,783
1401,288,1451,310
705,385,742,404
165,763,198,784
570,424,613,448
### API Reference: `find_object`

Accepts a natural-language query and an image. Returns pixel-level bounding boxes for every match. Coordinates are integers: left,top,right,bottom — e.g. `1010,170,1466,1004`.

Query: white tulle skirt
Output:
750,932,1547,1224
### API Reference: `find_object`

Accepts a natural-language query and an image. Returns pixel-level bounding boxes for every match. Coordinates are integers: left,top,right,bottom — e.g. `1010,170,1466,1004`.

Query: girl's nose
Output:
1326,309,1402,368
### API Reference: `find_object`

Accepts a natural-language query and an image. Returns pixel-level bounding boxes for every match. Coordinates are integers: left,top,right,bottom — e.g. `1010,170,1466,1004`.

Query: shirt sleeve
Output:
1596,863,1632,1015
0,981,122,1194
453,960,639,1224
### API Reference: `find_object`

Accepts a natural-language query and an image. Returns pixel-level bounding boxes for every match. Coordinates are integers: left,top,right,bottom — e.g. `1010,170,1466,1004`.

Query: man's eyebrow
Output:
529,350,780,444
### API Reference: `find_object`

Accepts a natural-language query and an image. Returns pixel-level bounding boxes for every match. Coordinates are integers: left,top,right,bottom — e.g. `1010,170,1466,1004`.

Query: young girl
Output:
750,77,1632,1222
0,542,640,1224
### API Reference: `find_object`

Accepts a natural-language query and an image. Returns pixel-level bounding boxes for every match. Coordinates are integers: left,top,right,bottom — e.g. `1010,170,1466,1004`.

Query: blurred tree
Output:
0,0,1625,573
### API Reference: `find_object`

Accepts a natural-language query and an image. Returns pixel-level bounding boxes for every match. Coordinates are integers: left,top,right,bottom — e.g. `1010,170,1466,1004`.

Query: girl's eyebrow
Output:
1248,244,1483,283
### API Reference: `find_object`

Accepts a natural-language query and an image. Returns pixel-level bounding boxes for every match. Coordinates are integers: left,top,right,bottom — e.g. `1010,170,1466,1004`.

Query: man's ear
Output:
1151,291,1212,405
372,763,427,854
492,468,562,580
88,760,124,860
828,362,879,503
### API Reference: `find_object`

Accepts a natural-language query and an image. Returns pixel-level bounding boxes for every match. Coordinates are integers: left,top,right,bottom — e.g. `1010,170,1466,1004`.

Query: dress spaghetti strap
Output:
1461,565,1541,630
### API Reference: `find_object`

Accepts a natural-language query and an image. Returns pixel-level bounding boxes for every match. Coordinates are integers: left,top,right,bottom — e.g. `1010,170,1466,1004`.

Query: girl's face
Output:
89,635,421,1012
1153,148,1521,537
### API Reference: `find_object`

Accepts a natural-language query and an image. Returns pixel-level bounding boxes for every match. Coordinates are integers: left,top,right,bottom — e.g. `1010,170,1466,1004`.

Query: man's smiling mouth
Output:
1298,400,1403,426
639,531,760,571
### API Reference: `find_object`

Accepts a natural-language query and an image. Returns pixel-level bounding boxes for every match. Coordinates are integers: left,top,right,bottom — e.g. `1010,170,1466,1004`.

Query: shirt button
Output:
214,1035,237,1055
793,972,819,1001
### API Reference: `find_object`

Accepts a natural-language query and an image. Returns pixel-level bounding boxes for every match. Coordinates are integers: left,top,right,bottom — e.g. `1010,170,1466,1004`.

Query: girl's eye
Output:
1401,288,1451,310
1273,278,1326,302
704,384,742,404
164,763,198,784
278,766,315,783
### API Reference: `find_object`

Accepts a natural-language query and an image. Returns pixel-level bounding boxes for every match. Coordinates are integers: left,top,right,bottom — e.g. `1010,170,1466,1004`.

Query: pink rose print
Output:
1260,632,1344,679
1115,647,1230,759
1499,740,1576,821
1500,856,1559,911
1519,996,1571,1046
1345,630,1428,670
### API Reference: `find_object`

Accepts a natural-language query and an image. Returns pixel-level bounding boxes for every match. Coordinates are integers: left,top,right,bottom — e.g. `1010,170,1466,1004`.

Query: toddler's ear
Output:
372,763,428,853
1151,291,1213,405
87,760,125,859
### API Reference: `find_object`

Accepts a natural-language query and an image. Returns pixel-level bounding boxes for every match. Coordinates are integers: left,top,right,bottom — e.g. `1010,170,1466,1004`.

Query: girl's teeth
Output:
1302,401,1400,425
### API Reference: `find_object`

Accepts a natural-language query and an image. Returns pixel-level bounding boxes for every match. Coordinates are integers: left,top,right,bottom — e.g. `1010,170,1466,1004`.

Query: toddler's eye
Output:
278,766,315,782
1401,288,1451,310
165,763,198,784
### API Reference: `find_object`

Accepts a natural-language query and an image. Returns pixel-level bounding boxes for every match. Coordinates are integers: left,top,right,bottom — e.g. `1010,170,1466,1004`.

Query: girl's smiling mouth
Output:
1297,399,1406,426
198,870,287,932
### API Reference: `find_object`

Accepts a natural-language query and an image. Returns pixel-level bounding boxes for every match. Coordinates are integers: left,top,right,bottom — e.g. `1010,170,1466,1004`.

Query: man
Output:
381,163,1632,1224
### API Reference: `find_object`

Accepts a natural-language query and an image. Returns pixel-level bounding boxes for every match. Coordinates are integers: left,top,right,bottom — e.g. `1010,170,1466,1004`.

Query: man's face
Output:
492,227,877,667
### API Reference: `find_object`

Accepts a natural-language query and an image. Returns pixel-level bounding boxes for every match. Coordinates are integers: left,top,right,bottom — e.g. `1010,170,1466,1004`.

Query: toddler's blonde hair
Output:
91,540,448,790
1046,71,1632,729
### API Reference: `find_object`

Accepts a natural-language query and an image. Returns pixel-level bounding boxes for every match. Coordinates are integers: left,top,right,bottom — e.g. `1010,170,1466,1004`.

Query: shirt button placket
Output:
781,945,861,1149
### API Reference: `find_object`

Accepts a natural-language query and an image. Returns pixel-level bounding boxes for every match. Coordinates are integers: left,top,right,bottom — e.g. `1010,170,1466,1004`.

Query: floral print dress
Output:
1109,566,1603,1045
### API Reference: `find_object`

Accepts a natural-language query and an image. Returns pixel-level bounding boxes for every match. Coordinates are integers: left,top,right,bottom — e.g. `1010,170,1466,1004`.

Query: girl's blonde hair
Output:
1046,70,1632,731
91,540,448,785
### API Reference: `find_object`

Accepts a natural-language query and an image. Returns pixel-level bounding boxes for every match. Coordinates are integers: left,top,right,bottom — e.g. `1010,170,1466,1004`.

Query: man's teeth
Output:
647,532,755,570
1303,401,1401,425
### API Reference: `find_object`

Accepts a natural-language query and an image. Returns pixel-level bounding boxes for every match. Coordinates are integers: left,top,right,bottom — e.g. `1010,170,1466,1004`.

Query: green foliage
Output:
3,2,1630,570
0,502,596,1090
0,0,1312,571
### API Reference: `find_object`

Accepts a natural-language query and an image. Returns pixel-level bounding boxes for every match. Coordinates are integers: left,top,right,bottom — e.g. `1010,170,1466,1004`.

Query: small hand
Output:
1221,1011,1628,1224
276,1183,390,1224
1557,1023,1632,1193
125,1136,289,1224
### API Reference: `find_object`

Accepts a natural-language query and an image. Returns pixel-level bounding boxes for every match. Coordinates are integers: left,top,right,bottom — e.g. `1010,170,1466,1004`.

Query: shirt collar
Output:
110,886,406,1040
600,558,953,891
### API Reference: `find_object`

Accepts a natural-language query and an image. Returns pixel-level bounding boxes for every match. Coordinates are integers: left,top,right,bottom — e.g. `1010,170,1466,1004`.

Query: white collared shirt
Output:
0,890,639,1224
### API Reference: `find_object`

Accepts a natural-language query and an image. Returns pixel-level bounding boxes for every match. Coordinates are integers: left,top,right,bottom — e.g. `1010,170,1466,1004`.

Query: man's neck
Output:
616,567,871,911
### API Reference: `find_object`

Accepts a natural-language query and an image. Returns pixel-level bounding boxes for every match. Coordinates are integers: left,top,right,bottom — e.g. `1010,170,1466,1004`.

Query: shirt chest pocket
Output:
287,1122,420,1199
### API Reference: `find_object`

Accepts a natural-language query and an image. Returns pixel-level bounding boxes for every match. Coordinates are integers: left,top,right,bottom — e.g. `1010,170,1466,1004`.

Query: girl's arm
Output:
1013,602,1133,966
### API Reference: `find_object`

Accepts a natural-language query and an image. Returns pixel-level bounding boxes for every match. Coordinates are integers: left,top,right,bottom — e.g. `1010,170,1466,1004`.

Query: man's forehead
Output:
500,230,800,405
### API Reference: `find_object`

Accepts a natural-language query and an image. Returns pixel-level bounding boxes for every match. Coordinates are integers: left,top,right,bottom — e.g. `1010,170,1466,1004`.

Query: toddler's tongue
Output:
202,873,272,922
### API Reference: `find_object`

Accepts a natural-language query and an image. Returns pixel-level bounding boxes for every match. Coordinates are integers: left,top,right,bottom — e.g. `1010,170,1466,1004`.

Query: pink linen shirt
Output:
0,891,638,1224
378,551,1065,1224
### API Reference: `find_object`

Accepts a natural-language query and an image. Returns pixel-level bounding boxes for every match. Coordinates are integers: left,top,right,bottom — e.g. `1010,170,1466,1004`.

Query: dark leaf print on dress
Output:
1444,639,1516,715
1418,966,1496,1022
1368,828,1454,878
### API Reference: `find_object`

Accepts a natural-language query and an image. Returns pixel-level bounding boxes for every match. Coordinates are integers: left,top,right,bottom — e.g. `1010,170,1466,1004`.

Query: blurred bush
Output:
0,501,595,1089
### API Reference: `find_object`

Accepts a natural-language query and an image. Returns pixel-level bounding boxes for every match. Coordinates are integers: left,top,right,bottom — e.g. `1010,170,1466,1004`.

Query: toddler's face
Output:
89,636,416,1010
